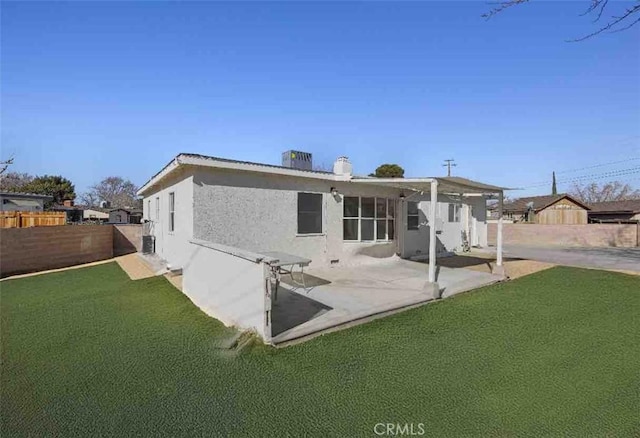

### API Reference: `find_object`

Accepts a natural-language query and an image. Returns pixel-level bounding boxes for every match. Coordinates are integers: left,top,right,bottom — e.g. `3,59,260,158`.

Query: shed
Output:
502,194,590,224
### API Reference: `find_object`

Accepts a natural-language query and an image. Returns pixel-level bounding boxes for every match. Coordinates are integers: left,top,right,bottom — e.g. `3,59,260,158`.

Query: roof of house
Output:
0,191,53,200
51,204,83,211
503,194,590,212
81,206,111,213
110,208,143,214
138,152,507,196
180,152,334,176
588,199,640,213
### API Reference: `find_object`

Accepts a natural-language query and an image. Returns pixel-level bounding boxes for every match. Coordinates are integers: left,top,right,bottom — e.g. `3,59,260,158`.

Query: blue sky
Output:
2,1,639,197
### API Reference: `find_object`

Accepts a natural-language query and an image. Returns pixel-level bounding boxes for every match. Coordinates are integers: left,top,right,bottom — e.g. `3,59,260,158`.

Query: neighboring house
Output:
51,200,83,223
0,192,52,212
109,208,143,224
496,194,590,224
587,199,640,223
137,152,505,271
83,207,110,222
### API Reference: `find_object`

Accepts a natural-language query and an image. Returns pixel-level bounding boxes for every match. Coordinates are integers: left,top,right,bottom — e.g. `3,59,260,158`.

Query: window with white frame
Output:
297,192,323,234
168,192,175,232
407,201,419,230
343,197,395,241
155,197,160,221
448,203,461,223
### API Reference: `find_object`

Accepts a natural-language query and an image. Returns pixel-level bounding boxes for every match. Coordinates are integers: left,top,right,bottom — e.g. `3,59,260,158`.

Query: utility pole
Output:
443,159,457,177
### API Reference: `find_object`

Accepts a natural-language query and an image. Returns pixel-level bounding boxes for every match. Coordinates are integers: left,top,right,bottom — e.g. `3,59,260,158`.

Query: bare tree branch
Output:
0,157,14,176
571,181,640,203
483,0,640,41
482,0,529,20
568,3,640,41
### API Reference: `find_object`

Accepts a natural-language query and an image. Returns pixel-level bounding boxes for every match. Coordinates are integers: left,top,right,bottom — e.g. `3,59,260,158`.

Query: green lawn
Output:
1,263,638,437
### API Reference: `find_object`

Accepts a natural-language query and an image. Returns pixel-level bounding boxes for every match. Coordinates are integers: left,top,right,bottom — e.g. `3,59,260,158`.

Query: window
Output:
407,201,419,230
168,192,175,232
297,193,323,234
155,197,160,221
343,197,395,241
448,203,461,223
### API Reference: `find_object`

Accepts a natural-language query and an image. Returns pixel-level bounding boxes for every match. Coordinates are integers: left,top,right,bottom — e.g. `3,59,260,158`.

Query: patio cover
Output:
351,176,507,194
351,176,509,285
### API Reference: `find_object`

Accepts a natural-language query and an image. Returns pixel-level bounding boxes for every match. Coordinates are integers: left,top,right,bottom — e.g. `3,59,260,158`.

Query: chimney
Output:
63,199,74,207
333,156,353,178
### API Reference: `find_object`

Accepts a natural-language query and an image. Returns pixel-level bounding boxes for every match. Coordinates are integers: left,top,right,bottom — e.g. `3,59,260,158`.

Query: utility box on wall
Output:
142,235,155,254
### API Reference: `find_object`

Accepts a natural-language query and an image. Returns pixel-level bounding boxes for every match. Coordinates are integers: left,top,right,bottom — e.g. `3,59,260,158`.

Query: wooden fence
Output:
0,211,66,228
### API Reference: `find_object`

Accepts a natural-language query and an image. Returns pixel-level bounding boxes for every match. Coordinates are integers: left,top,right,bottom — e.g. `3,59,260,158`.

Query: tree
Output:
0,171,34,191
85,176,139,208
551,171,557,195
570,181,640,203
370,164,405,178
483,0,640,41
79,191,100,207
22,175,76,206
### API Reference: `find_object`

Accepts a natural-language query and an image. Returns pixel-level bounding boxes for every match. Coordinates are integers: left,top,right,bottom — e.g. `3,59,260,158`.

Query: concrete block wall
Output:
0,225,113,277
488,223,639,248
113,224,142,256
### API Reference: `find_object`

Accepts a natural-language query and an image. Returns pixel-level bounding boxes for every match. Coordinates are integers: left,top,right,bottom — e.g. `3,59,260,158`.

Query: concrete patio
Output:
271,257,502,344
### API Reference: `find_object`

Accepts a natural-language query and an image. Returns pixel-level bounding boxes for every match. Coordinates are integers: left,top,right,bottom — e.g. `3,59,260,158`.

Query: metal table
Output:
261,251,311,300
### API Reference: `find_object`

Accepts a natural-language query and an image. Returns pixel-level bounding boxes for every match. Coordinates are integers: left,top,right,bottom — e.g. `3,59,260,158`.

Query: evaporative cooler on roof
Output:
282,150,313,171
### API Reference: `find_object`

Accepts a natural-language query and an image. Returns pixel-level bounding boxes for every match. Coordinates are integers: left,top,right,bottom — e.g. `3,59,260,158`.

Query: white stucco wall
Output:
466,195,488,247
182,240,269,339
142,168,195,269
193,168,402,267
141,165,490,268
399,193,489,258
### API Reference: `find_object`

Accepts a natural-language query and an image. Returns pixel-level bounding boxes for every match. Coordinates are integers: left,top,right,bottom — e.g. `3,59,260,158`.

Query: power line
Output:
555,157,640,175
520,157,640,187
555,169,640,186
520,166,640,189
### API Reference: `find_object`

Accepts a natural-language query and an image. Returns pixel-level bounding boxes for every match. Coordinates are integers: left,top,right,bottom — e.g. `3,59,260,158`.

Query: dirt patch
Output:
446,252,555,280
115,254,156,280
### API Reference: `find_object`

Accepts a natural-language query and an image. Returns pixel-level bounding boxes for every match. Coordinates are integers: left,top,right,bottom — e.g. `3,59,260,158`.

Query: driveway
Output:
501,245,640,273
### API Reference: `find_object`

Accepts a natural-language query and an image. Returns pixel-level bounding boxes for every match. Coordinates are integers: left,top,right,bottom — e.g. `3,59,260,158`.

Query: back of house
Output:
137,152,502,271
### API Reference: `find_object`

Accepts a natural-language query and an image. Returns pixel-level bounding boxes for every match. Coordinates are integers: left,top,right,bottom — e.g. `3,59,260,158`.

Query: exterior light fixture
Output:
330,187,339,197
399,193,406,200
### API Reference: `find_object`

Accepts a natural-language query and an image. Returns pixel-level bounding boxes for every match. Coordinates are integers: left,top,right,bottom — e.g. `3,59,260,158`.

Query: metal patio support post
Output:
425,179,441,298
494,191,506,277
428,180,438,283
